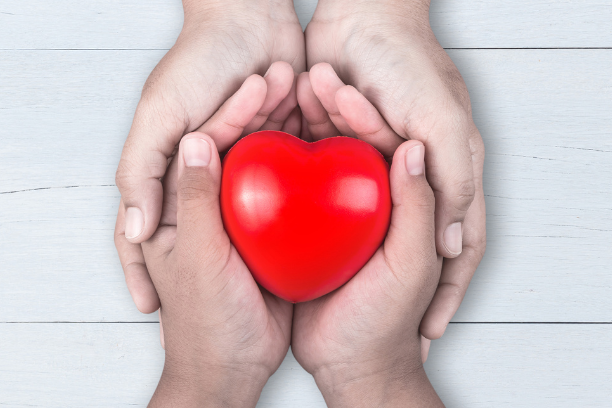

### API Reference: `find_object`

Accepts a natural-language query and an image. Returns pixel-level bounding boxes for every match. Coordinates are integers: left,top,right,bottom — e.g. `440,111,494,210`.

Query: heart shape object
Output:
220,131,391,302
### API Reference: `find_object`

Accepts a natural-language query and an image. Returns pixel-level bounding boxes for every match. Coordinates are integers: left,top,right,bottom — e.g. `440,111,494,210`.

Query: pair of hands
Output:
117,62,443,406
114,0,485,405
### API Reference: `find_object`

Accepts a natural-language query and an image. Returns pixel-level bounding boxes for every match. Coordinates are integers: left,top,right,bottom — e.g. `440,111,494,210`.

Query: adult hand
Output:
303,0,486,341
115,0,305,313
130,76,295,405
292,135,444,407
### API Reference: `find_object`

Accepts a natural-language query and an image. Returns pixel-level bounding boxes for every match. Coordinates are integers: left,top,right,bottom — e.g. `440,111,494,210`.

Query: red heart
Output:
220,131,391,302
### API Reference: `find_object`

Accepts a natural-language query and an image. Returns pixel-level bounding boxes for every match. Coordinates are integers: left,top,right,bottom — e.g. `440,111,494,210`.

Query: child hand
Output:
115,2,305,312
291,136,444,407
118,68,298,405
298,63,485,347
115,62,299,314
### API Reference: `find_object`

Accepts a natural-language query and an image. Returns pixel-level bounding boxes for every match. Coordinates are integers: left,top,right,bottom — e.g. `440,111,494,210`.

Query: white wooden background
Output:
1,0,611,406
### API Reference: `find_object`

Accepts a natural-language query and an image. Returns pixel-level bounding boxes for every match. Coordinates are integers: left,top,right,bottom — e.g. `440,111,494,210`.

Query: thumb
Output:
383,141,440,295
175,132,228,266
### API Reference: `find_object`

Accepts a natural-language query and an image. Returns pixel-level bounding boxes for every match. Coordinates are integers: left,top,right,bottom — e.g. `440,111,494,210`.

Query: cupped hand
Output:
303,0,486,340
114,0,305,313
126,74,296,405
115,54,301,314
291,136,444,407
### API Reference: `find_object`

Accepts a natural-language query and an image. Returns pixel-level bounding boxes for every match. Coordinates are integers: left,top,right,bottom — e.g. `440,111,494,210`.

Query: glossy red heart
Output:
220,131,391,302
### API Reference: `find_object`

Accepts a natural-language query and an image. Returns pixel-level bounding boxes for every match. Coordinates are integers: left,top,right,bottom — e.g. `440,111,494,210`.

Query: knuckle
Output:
470,132,486,164
468,233,487,262
179,172,217,209
402,93,471,145
445,178,476,214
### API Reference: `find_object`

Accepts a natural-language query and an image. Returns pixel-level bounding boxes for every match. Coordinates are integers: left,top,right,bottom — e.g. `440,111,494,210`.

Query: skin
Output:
116,0,485,347
293,74,445,407
116,70,297,407
133,72,445,405
303,0,487,341
114,0,305,314
113,0,486,403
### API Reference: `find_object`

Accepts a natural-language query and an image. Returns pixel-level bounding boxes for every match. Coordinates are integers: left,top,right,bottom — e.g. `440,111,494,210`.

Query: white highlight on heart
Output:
332,176,378,213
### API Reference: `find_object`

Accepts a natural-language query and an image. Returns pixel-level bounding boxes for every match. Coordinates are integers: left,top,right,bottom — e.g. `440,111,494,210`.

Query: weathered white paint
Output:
1,1,611,49
1,50,610,322
0,323,609,407
1,1,611,406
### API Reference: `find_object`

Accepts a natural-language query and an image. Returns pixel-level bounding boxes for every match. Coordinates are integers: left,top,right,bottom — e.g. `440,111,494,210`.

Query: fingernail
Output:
264,65,273,77
183,138,211,167
444,222,463,255
405,144,425,175
125,207,144,240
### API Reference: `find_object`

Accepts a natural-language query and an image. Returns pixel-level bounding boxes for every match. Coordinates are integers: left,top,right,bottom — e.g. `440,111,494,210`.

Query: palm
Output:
157,221,293,370
156,11,305,133
292,247,433,375
142,63,299,370
304,2,486,343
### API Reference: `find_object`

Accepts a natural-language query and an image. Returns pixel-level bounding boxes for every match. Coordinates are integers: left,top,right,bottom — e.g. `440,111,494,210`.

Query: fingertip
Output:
159,310,165,350
266,61,295,79
124,262,160,314
309,63,345,109
420,318,447,341
309,62,336,82
421,336,431,363
243,74,268,98
420,301,451,340
296,72,312,102
393,140,426,177
334,84,358,104
443,222,463,257
180,131,218,152
178,132,219,177
124,206,144,241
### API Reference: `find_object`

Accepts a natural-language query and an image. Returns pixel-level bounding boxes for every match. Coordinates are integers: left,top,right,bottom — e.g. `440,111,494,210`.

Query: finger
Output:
281,106,302,137
159,154,179,227
297,72,339,140
243,61,295,135
260,73,299,131
382,140,440,293
114,199,160,313
401,100,477,259
421,336,431,363
335,85,405,160
115,92,189,244
420,132,486,339
308,62,357,138
159,309,165,350
175,132,229,267
300,110,313,142
197,74,267,152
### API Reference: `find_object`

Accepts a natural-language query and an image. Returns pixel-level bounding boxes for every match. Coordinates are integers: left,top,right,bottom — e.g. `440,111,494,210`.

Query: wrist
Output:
313,362,443,408
149,358,269,408
313,0,430,25
182,0,295,23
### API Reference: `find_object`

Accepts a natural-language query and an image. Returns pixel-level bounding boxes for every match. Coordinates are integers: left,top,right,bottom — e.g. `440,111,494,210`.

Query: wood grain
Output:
1,1,611,406
0,323,609,407
1,49,610,322
1,1,611,50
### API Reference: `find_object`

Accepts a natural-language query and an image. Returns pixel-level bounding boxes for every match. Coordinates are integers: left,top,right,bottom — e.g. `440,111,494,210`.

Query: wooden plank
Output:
430,1,612,48
1,1,611,50
1,49,611,322
0,323,324,407
426,323,612,407
0,323,610,406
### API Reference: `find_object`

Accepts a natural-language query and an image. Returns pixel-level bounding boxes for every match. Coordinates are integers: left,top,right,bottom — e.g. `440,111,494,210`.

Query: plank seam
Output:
2,322,611,324
1,48,611,51
0,185,116,195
